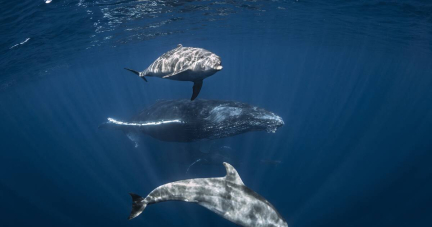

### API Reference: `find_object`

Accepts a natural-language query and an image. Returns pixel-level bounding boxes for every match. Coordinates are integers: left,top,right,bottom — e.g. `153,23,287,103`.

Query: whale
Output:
125,44,223,100
128,162,288,227
99,99,284,143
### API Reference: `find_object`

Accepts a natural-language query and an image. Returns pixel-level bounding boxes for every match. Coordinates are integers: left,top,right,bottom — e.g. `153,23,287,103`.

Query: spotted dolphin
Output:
125,44,223,100
128,162,288,227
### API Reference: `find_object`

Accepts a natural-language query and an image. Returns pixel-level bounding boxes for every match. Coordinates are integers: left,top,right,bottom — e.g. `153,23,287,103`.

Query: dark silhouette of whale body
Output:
100,99,284,142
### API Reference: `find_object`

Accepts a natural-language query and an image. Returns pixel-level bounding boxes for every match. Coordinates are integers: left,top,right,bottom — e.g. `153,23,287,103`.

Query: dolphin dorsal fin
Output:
223,162,244,186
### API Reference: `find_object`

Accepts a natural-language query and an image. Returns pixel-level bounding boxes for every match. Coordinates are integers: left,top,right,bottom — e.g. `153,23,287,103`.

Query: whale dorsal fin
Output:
223,162,244,186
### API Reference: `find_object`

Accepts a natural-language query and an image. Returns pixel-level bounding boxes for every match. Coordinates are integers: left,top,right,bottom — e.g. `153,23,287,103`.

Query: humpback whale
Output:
129,162,288,227
99,99,284,143
125,44,222,100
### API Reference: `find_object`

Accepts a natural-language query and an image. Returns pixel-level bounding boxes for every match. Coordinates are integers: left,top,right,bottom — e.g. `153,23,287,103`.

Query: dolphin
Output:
125,44,223,100
129,162,288,227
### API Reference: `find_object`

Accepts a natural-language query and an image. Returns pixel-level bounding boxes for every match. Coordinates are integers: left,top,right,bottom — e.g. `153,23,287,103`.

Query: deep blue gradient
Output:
1,1,432,226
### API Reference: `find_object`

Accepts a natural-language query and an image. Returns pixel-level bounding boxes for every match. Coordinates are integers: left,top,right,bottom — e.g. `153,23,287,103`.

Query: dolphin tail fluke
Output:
124,68,147,82
128,193,147,220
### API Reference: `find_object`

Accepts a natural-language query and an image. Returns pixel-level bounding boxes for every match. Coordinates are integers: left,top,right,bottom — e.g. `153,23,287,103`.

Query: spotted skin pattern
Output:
125,44,222,100
142,44,222,81
129,163,288,227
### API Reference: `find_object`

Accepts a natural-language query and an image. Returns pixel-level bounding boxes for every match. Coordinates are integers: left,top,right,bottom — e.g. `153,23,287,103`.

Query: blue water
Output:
1,0,432,226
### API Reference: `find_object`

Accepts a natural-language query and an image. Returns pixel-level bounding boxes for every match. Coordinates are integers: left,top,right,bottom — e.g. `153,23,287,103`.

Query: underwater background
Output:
1,0,432,226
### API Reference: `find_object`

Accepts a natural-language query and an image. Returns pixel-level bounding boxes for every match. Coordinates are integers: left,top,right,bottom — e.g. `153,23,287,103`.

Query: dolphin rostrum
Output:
125,44,223,100
128,162,288,227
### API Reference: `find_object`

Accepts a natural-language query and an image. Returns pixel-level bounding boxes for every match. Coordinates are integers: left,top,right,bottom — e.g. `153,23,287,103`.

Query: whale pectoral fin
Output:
186,158,204,174
126,132,141,148
191,80,203,101
223,162,245,186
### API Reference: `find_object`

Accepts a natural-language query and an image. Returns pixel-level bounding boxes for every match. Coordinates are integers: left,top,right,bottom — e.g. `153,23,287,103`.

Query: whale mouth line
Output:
107,118,183,126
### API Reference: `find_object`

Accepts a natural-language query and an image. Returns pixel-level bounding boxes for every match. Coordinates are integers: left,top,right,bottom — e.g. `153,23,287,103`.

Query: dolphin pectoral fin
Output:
125,68,147,82
223,162,245,186
191,80,203,101
128,193,147,220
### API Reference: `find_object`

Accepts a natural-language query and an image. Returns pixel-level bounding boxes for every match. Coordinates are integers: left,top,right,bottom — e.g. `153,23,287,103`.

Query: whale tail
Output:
98,118,124,130
128,193,147,220
124,68,148,82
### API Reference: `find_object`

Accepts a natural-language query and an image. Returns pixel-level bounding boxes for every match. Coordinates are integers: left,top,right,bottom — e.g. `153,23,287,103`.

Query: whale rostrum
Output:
125,44,223,100
129,162,288,227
